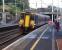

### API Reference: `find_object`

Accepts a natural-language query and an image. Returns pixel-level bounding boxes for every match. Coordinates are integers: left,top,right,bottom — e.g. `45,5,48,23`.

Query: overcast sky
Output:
29,0,62,9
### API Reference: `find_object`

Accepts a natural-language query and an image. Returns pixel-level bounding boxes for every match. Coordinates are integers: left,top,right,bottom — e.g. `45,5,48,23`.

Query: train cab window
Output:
31,14,34,20
21,13,25,19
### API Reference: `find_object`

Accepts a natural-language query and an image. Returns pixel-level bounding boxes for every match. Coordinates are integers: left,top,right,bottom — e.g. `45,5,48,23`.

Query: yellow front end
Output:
24,15,30,28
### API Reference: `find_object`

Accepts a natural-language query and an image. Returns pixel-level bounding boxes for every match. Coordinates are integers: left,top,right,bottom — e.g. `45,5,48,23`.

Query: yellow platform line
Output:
30,27,49,50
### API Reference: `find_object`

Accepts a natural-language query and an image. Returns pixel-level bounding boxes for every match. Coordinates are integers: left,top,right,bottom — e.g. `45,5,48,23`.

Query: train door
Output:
24,13,31,33
30,13,35,29
24,14,30,28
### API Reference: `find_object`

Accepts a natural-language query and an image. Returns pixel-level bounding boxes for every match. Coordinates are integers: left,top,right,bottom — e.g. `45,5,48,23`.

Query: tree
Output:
0,0,29,14
0,0,2,5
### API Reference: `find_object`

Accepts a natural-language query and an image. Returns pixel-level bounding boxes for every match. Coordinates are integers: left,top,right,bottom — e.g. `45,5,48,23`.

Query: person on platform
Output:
54,19,60,32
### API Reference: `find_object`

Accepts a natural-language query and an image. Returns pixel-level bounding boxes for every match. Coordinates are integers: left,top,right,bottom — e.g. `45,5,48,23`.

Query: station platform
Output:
2,23,62,50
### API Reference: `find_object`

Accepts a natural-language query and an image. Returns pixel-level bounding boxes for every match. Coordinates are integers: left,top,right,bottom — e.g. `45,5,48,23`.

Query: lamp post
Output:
52,0,53,22
2,0,6,24
41,0,42,8
15,0,17,21
60,0,62,16
52,0,55,50
22,1,24,12
36,1,37,10
3,0,4,13
57,0,59,21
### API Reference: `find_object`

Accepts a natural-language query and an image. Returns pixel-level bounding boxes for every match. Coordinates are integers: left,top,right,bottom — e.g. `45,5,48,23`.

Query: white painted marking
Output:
41,37,49,39
30,27,49,50
28,35,37,38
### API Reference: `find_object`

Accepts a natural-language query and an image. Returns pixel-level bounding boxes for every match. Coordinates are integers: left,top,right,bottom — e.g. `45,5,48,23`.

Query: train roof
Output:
35,13,50,18
20,12,50,18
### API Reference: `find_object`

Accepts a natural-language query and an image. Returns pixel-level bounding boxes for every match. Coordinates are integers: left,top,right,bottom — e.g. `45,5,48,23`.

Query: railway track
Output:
0,29,19,39
0,28,25,50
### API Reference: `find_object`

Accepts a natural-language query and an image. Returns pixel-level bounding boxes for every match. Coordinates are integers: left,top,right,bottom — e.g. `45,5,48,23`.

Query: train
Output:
19,12,50,33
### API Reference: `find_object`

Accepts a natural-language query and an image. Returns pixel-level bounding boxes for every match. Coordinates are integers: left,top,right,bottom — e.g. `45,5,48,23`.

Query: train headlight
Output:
30,20,35,28
19,19,24,26
34,24,36,26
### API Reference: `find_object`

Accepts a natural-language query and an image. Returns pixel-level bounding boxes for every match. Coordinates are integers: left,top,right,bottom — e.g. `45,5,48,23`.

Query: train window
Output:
31,14,34,20
34,15,39,25
20,13,25,19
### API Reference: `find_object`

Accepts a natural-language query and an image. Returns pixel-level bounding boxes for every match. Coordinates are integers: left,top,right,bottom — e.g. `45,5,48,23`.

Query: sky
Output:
29,0,62,9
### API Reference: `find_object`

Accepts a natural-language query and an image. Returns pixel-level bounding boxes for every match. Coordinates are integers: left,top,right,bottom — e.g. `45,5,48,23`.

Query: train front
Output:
19,12,35,33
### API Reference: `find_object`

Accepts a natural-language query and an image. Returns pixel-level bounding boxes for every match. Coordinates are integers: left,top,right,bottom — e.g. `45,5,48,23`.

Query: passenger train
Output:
19,12,50,33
